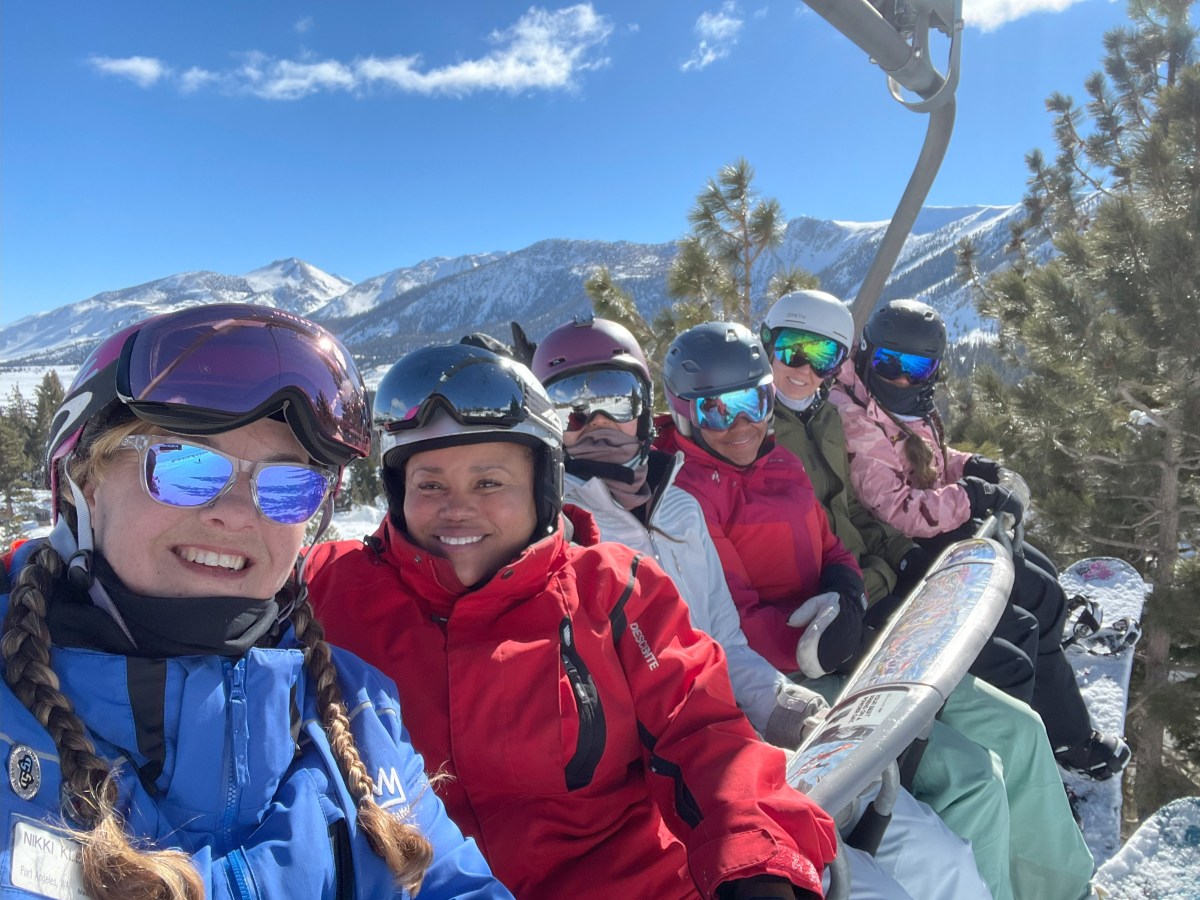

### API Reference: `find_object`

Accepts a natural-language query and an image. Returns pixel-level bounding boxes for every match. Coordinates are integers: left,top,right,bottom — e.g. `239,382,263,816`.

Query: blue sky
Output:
1,1,1134,324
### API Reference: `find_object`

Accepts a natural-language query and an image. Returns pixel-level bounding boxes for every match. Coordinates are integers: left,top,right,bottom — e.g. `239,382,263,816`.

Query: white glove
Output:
788,591,842,679
763,682,830,750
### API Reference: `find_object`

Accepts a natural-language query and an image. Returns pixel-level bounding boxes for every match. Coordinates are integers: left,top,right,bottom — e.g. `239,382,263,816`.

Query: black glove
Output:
510,321,538,366
787,564,866,677
963,454,1002,484
893,544,932,596
960,476,1024,522
460,331,515,358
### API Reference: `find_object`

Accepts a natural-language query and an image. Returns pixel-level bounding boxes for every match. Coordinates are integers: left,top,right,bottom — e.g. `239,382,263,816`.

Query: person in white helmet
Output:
765,289,1096,900
530,315,992,900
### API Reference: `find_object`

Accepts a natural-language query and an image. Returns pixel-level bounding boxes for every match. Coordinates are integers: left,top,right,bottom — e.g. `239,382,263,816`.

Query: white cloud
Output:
294,16,314,34
179,67,218,93
247,58,357,100
681,2,744,72
85,4,612,101
87,55,169,88
357,4,613,96
965,0,1097,32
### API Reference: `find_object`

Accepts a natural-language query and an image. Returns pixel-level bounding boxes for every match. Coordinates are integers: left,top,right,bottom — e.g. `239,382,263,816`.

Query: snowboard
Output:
1092,796,1200,899
786,537,1014,819
1059,557,1151,866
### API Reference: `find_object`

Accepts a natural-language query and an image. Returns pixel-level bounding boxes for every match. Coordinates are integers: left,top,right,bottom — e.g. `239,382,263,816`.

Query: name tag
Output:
8,817,89,899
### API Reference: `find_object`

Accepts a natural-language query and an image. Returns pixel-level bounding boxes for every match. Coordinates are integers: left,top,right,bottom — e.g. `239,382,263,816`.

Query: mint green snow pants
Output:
805,673,1093,900
939,674,1094,900
806,673,1014,899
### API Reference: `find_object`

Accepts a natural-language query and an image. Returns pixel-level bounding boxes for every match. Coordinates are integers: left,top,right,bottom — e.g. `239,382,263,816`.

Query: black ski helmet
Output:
374,343,564,538
856,299,946,416
859,298,946,361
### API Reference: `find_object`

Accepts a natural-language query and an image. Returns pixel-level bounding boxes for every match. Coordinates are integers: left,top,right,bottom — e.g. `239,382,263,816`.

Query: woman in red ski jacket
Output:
305,343,838,900
655,322,867,680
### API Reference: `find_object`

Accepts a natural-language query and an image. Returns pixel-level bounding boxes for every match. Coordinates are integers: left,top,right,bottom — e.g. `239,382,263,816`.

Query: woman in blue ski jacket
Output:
0,304,509,900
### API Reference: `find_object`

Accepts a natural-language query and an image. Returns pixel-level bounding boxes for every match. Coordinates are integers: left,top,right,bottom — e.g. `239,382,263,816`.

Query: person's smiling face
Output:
699,415,769,467
402,440,538,587
770,356,823,403
84,418,315,600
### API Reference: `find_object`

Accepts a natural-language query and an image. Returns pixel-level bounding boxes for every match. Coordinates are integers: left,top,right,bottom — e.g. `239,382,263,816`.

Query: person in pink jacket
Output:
829,298,1129,781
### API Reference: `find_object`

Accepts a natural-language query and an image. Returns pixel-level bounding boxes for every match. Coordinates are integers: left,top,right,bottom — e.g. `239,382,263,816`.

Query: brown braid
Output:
289,593,434,894
1,545,204,900
875,406,950,491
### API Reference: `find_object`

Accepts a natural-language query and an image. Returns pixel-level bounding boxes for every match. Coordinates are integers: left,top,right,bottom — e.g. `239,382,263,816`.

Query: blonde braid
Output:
289,593,434,894
1,545,204,900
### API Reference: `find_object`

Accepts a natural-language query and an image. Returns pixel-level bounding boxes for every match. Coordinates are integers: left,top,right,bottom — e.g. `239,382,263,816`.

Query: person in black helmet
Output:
305,342,840,900
764,289,1096,899
830,298,1131,782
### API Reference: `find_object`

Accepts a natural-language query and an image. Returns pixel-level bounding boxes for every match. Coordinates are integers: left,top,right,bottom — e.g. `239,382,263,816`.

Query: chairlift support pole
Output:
800,0,964,334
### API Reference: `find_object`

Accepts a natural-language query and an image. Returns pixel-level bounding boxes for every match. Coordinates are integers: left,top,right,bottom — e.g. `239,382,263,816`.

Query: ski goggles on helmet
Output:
543,368,646,432
869,347,940,384
375,344,559,446
119,435,335,525
692,385,773,432
114,305,370,467
769,328,848,376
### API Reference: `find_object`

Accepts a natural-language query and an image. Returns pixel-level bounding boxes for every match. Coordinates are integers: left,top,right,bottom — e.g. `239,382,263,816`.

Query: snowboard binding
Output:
1062,593,1142,655
1062,595,1103,648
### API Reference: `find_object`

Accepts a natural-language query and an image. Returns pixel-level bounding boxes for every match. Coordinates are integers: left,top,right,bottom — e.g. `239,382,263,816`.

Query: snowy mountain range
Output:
0,202,1036,377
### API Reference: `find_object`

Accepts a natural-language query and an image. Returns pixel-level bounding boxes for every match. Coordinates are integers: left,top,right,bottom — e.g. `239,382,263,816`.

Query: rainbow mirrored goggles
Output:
119,435,334,525
869,347,940,384
769,328,848,377
692,385,773,432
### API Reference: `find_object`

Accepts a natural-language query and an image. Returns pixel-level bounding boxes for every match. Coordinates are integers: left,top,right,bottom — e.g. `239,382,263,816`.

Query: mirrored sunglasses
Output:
693,385,772,432
869,347,940,384
771,328,848,376
543,368,645,432
119,435,334,525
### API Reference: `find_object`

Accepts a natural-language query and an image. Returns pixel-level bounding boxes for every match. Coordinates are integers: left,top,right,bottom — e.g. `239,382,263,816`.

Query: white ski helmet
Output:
760,289,855,352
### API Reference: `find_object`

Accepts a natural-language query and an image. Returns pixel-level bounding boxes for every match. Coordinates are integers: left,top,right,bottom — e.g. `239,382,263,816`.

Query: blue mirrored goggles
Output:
869,347,940,384
692,385,773,432
543,368,645,432
119,435,335,525
770,328,848,376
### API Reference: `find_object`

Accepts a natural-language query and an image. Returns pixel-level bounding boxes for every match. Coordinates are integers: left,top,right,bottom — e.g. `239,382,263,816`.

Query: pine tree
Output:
673,158,786,325
583,266,712,407
29,371,64,488
0,388,34,520
960,0,1200,819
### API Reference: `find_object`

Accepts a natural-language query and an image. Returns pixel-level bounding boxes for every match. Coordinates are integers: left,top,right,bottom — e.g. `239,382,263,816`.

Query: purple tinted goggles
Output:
114,304,370,466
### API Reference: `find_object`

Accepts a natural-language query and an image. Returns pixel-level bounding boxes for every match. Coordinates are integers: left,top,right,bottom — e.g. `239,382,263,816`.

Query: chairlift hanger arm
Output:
800,0,959,101
799,0,964,332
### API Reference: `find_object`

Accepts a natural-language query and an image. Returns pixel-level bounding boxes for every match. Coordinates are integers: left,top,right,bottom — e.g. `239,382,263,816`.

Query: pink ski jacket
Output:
828,366,974,539
306,506,836,899
655,420,860,675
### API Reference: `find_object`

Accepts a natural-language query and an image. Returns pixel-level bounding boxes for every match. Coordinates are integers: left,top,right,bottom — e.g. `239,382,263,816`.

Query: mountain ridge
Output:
0,203,1030,372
